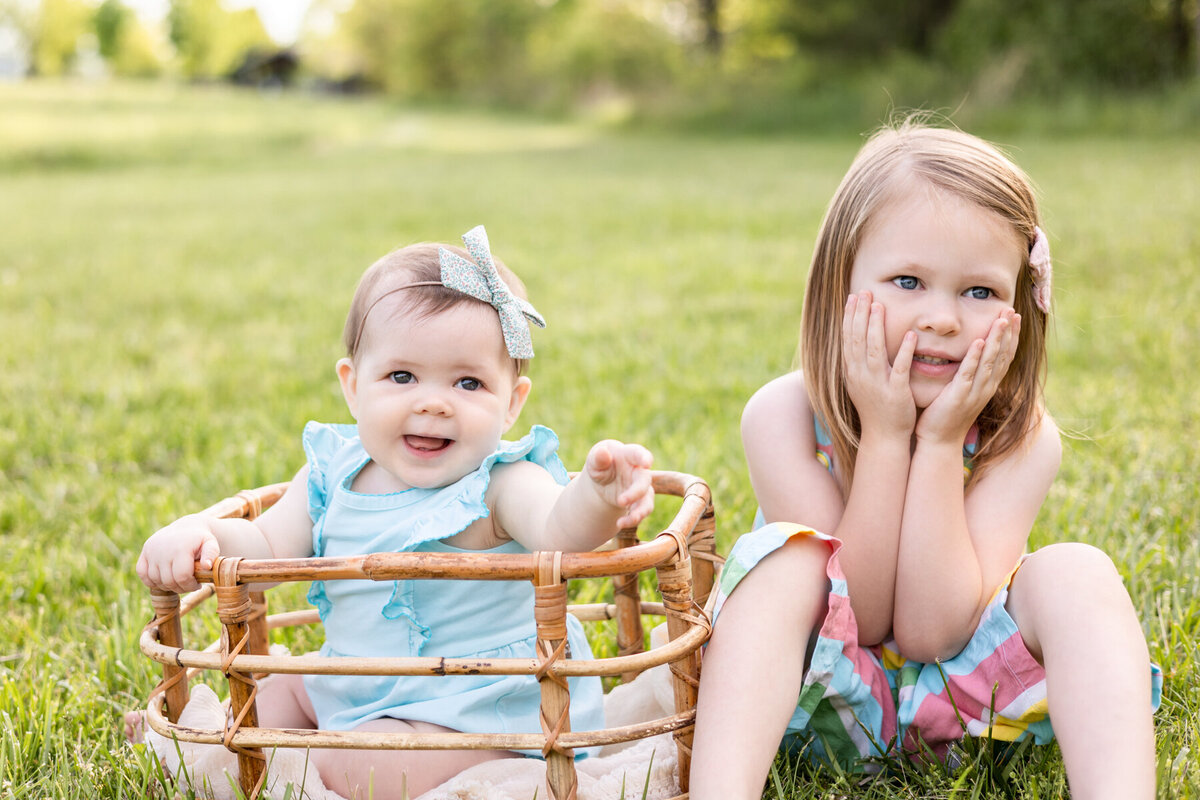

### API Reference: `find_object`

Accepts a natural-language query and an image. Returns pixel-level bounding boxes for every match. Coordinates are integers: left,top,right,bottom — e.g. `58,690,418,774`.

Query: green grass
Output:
1,79,1197,798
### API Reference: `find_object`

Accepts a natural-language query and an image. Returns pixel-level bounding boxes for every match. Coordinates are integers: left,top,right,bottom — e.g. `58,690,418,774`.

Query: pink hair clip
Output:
1029,226,1052,313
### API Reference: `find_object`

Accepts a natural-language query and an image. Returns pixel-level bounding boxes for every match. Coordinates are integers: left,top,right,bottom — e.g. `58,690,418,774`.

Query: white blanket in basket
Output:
143,659,680,800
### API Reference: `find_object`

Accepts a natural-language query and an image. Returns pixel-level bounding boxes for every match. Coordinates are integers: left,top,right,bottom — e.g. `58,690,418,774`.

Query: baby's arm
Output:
490,440,654,553
135,465,316,594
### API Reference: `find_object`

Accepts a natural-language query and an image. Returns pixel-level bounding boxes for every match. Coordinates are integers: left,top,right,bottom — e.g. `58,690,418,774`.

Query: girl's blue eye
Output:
894,276,919,290
390,371,414,384
456,377,481,391
967,287,993,300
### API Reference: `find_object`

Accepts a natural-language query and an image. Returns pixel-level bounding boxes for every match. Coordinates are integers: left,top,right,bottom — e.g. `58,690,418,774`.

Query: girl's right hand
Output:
842,291,917,439
135,515,221,594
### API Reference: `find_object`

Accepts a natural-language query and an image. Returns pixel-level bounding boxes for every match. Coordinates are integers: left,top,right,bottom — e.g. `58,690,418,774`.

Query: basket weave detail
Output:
140,471,719,800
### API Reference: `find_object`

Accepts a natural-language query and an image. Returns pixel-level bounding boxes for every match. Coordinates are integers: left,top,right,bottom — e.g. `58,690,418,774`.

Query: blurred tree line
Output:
3,0,1197,112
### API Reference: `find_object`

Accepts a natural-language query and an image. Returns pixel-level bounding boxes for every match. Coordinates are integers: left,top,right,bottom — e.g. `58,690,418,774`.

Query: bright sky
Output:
124,0,314,45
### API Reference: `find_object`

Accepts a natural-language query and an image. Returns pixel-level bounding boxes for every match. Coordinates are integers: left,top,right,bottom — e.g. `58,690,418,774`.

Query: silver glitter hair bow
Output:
438,226,545,358
1029,226,1052,313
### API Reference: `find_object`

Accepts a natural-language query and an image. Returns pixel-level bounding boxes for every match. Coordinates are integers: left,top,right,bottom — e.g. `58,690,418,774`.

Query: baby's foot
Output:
124,709,148,744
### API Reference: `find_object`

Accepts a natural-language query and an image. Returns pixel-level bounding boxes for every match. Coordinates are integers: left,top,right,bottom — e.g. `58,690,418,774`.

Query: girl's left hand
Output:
585,440,655,529
917,309,1021,443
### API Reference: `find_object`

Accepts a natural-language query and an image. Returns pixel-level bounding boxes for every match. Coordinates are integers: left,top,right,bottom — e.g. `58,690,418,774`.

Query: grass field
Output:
0,80,1197,799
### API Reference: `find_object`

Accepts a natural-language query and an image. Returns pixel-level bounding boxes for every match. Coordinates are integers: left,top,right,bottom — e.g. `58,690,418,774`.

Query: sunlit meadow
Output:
0,81,1196,798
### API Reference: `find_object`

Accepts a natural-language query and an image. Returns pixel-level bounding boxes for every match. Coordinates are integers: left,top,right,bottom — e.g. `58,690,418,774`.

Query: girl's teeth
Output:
915,355,950,365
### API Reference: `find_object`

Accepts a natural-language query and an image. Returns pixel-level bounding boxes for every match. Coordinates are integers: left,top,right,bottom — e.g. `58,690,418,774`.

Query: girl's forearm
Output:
893,441,984,660
834,431,911,645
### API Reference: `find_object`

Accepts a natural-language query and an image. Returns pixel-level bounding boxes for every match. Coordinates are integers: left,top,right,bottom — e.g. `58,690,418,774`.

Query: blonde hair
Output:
801,118,1049,494
343,242,532,375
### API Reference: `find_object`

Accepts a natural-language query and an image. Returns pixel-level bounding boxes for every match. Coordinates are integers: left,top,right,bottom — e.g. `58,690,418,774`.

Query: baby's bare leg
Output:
1006,542,1156,800
123,709,147,743
310,717,521,800
124,673,315,746
258,674,518,799
255,672,320,729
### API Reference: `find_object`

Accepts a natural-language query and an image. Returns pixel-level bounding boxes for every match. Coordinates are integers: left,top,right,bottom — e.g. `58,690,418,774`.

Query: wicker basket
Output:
139,471,717,800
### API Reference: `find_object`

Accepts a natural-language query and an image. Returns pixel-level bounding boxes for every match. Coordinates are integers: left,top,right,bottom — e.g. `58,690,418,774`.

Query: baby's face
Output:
340,298,530,491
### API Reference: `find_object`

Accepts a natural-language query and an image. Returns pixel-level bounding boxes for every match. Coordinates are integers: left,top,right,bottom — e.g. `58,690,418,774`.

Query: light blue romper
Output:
300,421,605,754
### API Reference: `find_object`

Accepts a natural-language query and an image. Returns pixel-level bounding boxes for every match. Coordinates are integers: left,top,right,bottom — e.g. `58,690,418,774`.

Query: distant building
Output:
230,48,299,88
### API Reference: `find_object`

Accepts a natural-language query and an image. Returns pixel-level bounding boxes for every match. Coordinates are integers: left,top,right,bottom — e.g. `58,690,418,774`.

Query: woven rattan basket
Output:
139,470,718,800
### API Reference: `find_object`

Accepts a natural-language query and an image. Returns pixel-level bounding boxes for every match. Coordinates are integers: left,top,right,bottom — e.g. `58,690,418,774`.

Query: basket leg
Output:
688,501,717,610
613,527,645,684
656,551,701,793
150,589,189,723
534,553,578,800
248,590,270,678
214,558,266,798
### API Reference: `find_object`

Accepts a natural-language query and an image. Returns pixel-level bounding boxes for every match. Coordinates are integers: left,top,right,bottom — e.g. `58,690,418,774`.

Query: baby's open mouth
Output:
405,435,452,452
913,354,952,366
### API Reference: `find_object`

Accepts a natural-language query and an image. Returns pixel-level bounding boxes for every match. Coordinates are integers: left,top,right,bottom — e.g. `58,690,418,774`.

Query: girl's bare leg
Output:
690,536,830,800
259,673,519,800
1006,542,1156,800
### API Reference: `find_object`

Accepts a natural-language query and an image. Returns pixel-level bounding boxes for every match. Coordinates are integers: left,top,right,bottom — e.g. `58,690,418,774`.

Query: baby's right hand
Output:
135,514,221,594
842,291,916,438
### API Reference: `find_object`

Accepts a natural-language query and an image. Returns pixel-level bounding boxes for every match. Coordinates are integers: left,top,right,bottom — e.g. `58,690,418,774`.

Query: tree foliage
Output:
935,0,1194,90
94,0,161,76
8,0,1197,102
334,0,683,104
718,0,1195,88
168,0,273,79
28,0,92,76
338,0,542,99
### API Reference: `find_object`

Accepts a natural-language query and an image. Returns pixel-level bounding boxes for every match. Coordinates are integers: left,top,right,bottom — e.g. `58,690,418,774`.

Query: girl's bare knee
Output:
772,534,832,579
741,535,828,597
1009,542,1132,660
1021,542,1122,589
724,535,830,636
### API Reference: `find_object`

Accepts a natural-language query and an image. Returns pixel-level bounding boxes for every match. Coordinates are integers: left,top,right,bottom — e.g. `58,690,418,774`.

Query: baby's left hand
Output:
585,440,655,529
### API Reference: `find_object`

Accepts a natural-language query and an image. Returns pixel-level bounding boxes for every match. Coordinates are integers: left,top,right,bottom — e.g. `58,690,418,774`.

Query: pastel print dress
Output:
714,419,1161,768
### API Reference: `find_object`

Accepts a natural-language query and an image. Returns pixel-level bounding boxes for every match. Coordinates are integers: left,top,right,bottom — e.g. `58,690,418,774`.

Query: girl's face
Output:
337,299,531,492
848,183,1024,409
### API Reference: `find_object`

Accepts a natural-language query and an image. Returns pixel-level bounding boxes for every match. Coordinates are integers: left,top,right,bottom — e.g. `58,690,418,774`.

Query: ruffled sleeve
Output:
484,424,569,485
302,421,358,525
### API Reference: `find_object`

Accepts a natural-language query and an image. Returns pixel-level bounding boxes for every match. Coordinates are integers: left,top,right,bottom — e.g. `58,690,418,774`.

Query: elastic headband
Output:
351,226,545,358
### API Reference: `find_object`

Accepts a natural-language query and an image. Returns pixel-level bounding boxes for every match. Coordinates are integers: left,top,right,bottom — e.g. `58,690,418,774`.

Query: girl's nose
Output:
918,294,961,335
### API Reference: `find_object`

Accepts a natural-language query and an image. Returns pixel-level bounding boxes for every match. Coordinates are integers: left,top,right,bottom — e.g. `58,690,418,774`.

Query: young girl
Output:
134,226,655,799
690,121,1161,799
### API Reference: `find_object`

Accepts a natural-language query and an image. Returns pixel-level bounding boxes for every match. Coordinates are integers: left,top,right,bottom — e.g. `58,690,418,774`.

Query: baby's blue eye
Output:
456,377,481,391
894,276,919,290
967,287,993,300
390,371,414,384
